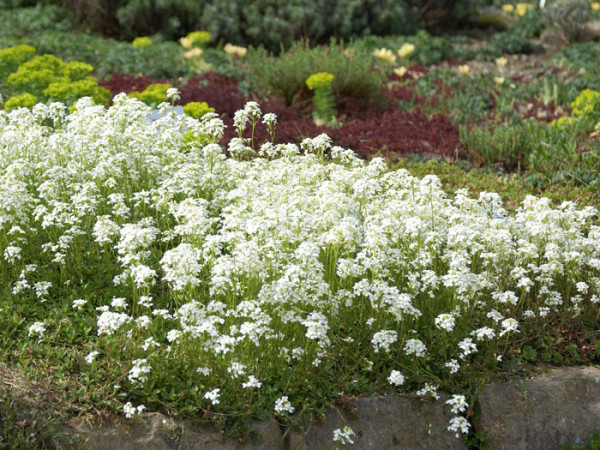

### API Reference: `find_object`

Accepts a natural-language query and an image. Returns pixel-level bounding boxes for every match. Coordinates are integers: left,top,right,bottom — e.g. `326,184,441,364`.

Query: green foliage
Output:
555,42,600,74
0,4,73,38
459,121,546,169
183,101,215,119
63,0,421,52
513,8,544,38
0,44,35,84
4,92,37,110
128,83,173,107
488,32,541,55
248,40,384,106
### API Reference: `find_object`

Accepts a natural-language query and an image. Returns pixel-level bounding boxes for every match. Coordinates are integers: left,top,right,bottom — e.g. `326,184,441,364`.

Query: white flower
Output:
204,388,221,405
371,330,398,353
445,359,460,374
166,88,180,102
85,351,99,364
274,396,294,414
333,426,355,445
97,311,130,336
111,297,128,310
435,313,455,332
72,299,87,310
447,416,470,438
416,383,440,400
388,370,405,386
458,338,477,359
499,318,519,337
242,376,262,389
128,359,151,384
28,321,46,339
123,402,146,419
404,338,427,357
446,394,468,414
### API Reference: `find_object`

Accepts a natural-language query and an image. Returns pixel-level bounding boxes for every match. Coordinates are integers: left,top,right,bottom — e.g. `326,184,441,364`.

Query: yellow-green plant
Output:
186,31,211,48
44,79,110,106
132,36,153,48
128,83,173,108
4,93,38,111
0,45,36,84
4,52,110,109
183,101,215,119
306,72,336,125
571,89,600,123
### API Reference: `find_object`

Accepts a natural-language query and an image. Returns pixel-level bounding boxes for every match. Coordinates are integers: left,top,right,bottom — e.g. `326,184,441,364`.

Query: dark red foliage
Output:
178,74,246,117
100,71,460,159
98,74,171,97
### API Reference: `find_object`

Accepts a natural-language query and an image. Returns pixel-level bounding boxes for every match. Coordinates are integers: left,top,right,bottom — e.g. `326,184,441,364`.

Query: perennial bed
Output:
0,96,599,444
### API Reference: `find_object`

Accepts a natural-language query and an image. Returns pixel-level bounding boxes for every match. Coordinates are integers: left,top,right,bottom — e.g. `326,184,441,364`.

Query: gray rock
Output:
475,366,600,450
62,413,282,449
288,395,465,450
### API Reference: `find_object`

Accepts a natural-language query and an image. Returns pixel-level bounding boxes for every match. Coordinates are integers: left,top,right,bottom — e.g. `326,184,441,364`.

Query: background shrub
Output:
247,40,385,106
62,0,423,51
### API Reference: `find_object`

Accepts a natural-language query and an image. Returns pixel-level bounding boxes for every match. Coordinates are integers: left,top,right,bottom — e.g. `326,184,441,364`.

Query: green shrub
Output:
4,92,37,110
459,121,548,169
248,40,385,106
26,32,188,79
63,0,422,52
543,0,592,43
128,83,173,107
0,4,72,37
183,101,215,119
0,44,35,84
488,32,541,55
512,8,544,38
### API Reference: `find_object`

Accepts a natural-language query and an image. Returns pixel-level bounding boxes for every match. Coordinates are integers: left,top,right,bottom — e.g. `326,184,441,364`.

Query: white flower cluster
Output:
2,97,599,433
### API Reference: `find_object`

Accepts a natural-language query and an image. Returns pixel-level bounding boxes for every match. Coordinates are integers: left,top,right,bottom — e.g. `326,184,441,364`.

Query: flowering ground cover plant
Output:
1,95,599,443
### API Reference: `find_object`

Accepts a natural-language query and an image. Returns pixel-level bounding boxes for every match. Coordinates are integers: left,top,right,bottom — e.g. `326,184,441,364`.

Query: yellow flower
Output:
224,43,247,58
183,48,203,59
495,77,505,85
502,4,515,12
516,2,533,16
398,43,416,58
373,48,396,63
592,2,600,10
458,65,469,76
394,66,408,78
132,37,152,48
306,72,335,90
551,116,576,130
180,37,193,49
495,56,508,68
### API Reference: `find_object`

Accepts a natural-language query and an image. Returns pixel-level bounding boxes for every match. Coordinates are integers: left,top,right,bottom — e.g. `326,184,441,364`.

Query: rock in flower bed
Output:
0,95,599,442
